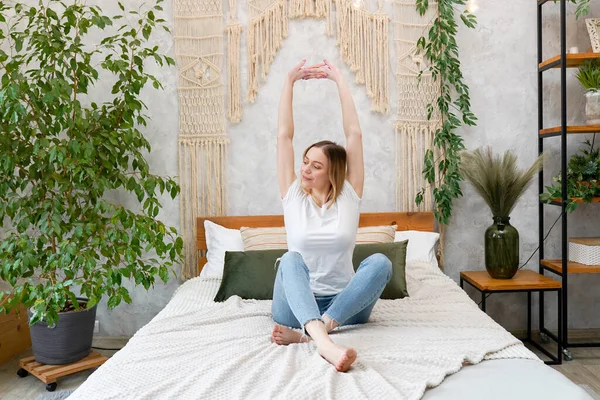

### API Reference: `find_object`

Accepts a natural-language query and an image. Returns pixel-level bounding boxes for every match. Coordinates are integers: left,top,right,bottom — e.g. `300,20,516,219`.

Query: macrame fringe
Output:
226,0,243,123
179,137,229,279
247,0,288,103
327,0,390,114
393,0,444,268
174,0,229,279
372,4,389,114
394,122,437,212
394,121,444,268
289,0,330,19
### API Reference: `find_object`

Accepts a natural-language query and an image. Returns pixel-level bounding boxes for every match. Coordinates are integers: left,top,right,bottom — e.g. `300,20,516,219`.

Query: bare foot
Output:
318,342,357,372
271,324,310,345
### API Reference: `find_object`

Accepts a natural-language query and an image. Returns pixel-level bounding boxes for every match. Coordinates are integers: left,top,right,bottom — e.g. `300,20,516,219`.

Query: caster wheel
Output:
46,383,57,392
540,333,550,344
563,349,573,361
16,368,29,378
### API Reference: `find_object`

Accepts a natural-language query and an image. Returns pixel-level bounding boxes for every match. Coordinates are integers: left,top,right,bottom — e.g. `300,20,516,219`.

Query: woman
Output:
271,59,393,372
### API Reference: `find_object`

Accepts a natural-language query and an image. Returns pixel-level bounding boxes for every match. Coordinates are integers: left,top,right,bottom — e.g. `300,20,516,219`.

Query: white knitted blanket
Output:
69,261,539,400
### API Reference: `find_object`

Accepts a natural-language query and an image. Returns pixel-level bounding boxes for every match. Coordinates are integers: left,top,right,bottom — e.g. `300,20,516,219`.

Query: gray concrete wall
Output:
3,0,599,335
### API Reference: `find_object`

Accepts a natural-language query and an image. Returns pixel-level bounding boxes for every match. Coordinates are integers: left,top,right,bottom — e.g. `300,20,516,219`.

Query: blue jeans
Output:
271,251,392,329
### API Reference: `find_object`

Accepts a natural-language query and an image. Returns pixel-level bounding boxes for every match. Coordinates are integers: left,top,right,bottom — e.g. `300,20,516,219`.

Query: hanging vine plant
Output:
413,0,590,225
414,0,478,225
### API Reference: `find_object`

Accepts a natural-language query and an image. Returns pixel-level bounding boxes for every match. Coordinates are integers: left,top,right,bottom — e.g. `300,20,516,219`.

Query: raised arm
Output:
278,60,327,198
323,59,364,198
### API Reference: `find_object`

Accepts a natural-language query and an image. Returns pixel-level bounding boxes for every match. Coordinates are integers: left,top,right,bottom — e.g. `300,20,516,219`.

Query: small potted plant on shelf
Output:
575,60,600,125
0,0,183,365
460,148,543,279
540,138,600,212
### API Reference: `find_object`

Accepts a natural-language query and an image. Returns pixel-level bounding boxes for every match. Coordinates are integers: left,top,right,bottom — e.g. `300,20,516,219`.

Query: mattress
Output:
67,261,588,399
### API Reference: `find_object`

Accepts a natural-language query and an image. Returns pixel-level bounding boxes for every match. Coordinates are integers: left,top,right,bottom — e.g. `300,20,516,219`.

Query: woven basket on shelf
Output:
569,237,600,266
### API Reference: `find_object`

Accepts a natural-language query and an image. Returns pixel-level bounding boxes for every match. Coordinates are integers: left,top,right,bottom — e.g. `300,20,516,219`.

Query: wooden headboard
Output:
196,212,435,275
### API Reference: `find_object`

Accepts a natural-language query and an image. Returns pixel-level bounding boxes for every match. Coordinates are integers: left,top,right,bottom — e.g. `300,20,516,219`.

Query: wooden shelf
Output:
541,259,600,274
460,270,561,291
548,196,600,205
539,53,600,70
539,125,600,137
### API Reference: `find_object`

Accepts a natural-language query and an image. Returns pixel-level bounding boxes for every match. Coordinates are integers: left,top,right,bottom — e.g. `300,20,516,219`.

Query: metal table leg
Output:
558,288,563,363
481,291,486,312
527,291,532,341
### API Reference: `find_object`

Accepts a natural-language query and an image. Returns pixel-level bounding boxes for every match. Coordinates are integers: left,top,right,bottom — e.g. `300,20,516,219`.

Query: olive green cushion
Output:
214,240,409,302
352,240,408,299
214,248,286,302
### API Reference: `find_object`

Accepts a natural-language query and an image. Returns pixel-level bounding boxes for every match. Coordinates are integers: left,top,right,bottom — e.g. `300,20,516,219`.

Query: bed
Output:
68,212,590,399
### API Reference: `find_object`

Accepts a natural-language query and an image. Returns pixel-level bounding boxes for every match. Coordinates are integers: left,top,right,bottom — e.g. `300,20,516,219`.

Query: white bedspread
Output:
68,261,540,400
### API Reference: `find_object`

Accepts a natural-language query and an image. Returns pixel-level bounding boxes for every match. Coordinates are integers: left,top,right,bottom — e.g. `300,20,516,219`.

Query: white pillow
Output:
394,230,439,268
201,220,244,278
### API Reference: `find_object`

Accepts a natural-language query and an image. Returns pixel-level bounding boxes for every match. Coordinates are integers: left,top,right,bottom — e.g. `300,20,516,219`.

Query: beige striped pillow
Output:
240,226,287,251
239,225,397,251
356,225,397,244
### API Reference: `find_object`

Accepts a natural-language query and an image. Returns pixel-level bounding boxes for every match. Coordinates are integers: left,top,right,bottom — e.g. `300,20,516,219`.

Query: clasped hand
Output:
287,59,342,84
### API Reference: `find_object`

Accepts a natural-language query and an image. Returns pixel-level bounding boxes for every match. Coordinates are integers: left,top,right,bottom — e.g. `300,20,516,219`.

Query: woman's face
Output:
301,147,330,191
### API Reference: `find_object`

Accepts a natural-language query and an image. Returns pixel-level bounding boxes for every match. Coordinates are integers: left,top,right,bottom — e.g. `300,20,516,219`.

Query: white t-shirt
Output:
282,179,361,295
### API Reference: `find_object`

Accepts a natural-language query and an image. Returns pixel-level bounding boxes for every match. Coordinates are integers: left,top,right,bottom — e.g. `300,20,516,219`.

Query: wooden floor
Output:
0,337,128,400
545,347,600,394
0,335,599,399
522,330,600,394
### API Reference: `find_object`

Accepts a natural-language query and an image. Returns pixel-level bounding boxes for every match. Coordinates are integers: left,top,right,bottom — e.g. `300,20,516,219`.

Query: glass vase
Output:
484,216,519,279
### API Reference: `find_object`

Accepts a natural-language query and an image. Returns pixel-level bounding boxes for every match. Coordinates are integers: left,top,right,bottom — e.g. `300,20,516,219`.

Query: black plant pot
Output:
28,298,96,365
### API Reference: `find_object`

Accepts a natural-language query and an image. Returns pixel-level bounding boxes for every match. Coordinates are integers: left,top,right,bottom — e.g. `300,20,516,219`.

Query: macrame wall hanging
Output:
392,0,444,266
286,0,389,113
328,0,390,114
173,0,229,279
226,0,243,123
247,0,289,102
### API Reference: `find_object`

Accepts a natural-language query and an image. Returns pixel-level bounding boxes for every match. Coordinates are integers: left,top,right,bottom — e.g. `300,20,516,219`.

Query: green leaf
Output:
159,266,169,282
68,291,80,310
107,295,121,309
15,37,23,52
87,296,98,310
46,8,58,20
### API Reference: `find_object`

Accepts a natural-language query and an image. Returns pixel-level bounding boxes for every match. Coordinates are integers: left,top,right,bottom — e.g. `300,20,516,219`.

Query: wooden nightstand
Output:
460,270,563,365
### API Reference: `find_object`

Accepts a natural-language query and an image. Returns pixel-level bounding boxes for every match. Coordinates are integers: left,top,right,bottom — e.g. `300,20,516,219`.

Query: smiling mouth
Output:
302,175,311,181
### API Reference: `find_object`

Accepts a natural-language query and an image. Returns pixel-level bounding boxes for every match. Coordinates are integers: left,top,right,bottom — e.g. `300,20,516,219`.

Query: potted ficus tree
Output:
0,0,183,366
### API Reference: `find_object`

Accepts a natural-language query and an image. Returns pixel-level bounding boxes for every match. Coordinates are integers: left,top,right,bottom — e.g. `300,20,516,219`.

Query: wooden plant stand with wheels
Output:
16,350,108,392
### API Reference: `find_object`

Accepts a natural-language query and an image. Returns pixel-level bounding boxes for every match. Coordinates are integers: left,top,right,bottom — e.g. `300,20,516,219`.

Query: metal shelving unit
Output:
537,0,600,362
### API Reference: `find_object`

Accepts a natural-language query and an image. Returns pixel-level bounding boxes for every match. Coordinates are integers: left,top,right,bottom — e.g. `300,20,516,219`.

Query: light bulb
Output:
466,0,478,13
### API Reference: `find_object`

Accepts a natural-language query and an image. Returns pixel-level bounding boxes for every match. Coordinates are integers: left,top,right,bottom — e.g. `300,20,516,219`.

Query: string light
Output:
466,0,478,13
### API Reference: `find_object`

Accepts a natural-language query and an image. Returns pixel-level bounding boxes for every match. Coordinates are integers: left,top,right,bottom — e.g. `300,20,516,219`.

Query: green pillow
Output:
214,248,285,302
352,240,409,299
214,240,409,302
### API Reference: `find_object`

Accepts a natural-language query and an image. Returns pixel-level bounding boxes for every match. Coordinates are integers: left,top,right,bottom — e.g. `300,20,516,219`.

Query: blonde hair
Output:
302,140,347,207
